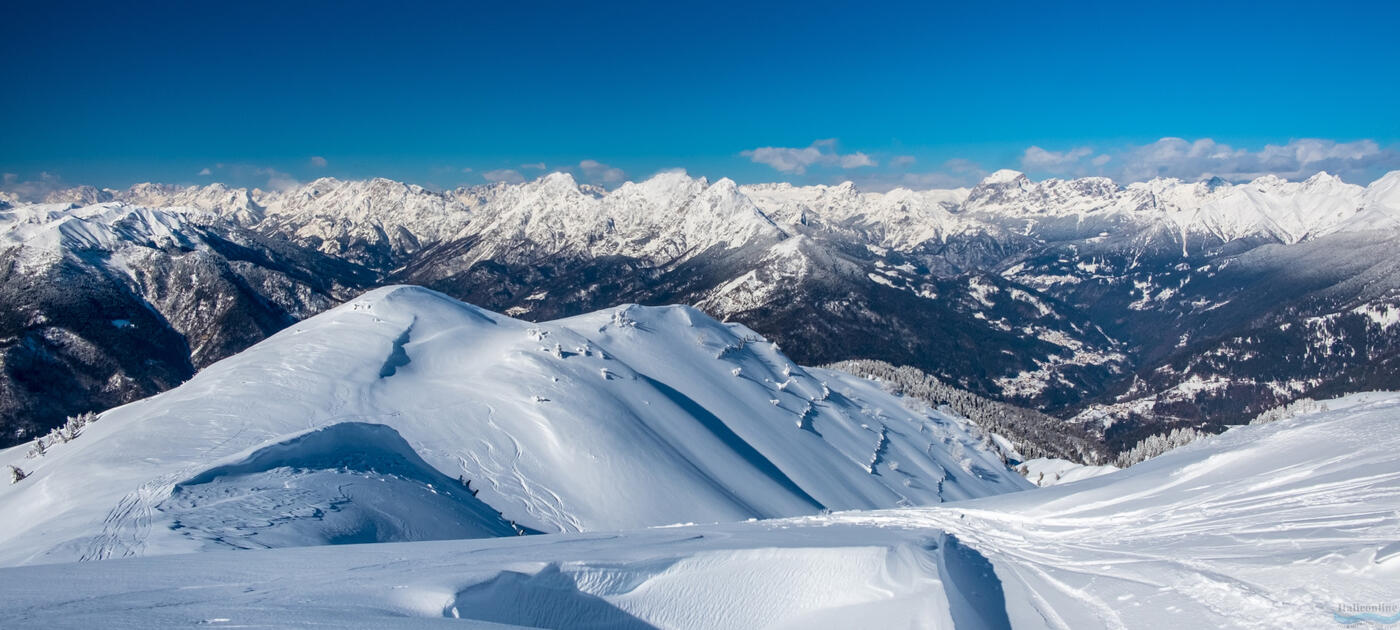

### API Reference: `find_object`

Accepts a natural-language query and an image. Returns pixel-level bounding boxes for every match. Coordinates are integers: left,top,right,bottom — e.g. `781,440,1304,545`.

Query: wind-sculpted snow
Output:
0,285,1025,566
2,392,1397,628
156,422,525,550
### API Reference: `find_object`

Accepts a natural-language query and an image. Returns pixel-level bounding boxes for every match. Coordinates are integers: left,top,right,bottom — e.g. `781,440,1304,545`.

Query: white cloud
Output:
1114,137,1399,182
839,152,876,168
309,156,328,168
520,162,546,170
256,167,300,191
742,139,878,174
898,171,981,188
482,168,525,184
1021,146,1095,172
579,159,625,185
848,159,988,192
1015,138,1400,183
198,167,212,176
461,167,473,173
942,158,984,175
0,171,67,201
890,155,917,167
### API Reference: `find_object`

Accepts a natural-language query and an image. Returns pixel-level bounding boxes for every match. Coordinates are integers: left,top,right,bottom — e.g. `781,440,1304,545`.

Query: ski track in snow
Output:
456,405,583,534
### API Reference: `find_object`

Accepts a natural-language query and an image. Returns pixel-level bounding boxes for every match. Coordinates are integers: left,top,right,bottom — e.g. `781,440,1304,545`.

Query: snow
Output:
982,169,1028,185
1353,303,1400,329
2,392,1397,628
0,202,202,270
0,285,1025,567
988,432,1022,462
1014,457,1119,487
6,169,1400,625
967,276,998,307
866,272,896,288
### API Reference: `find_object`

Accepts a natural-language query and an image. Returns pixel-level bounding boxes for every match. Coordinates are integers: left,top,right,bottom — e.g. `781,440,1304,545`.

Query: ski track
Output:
458,405,582,533
83,480,163,562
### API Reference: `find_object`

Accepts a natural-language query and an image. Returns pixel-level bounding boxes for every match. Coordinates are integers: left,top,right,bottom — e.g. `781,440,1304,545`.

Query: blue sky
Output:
3,0,1398,194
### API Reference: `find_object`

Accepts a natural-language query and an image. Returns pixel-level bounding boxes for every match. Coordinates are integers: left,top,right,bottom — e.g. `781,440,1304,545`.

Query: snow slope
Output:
1013,457,1119,487
2,392,1395,628
0,285,1025,566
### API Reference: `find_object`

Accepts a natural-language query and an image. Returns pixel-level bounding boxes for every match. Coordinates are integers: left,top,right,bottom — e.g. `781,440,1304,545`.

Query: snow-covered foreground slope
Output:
0,285,1025,566
2,393,1397,628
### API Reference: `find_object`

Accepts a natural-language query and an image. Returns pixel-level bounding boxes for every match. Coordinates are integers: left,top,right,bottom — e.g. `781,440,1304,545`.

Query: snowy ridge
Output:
88,170,788,269
2,392,1396,628
459,172,784,266
17,169,1400,266
0,202,202,269
0,285,1025,566
740,181,967,250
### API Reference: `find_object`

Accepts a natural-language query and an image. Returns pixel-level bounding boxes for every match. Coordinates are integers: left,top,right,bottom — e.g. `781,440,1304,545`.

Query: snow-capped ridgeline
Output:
4,392,1396,628
15,169,1400,263
38,171,788,268
958,169,1399,245
0,203,201,269
0,286,1026,566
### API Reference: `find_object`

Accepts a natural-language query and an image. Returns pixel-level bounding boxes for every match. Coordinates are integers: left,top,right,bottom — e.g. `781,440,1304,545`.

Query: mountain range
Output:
4,169,1399,454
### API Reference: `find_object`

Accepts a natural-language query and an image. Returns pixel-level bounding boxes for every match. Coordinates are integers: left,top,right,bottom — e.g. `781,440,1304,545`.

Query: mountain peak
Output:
635,169,700,190
981,169,1027,186
1304,171,1339,185
539,171,578,189
709,176,739,192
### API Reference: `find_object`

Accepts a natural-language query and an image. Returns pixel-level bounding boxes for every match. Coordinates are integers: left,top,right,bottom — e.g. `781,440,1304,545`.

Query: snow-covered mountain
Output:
5,391,1395,628
0,286,1026,566
0,201,368,443
5,169,1400,454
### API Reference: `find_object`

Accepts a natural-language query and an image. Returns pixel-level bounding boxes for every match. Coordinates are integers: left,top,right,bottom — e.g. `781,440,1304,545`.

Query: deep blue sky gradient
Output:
2,0,1397,190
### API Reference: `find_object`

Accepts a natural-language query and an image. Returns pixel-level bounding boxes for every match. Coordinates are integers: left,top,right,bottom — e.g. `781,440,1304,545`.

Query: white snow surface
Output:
0,285,1025,566
2,392,1397,628
1014,457,1119,487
